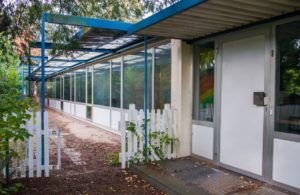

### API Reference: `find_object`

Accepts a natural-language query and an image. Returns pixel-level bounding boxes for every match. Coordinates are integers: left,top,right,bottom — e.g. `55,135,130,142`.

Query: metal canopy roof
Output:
30,14,145,80
130,0,300,40
28,0,300,80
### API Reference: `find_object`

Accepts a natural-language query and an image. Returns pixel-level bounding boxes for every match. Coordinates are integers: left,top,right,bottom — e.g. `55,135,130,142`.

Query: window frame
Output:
272,16,300,141
93,61,111,107
75,68,86,104
192,41,216,127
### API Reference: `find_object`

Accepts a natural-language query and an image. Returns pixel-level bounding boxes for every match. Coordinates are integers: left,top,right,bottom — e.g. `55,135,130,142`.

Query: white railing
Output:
3,112,61,178
120,104,177,168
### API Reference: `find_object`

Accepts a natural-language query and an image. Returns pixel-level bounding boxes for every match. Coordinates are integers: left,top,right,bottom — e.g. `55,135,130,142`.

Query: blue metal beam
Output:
51,59,87,63
45,66,73,69
30,41,114,53
43,70,58,73
128,0,207,34
26,57,86,63
25,56,49,61
44,13,132,31
28,47,31,97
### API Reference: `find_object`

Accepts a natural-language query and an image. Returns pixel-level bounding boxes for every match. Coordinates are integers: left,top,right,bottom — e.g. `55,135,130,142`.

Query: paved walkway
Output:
132,157,295,195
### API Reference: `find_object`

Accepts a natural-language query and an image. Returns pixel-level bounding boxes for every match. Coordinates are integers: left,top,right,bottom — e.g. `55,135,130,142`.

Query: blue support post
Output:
144,36,148,155
28,46,31,97
22,63,25,99
41,13,46,165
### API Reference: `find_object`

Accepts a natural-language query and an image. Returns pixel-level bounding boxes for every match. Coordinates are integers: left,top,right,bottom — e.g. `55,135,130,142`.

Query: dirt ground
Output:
15,109,164,195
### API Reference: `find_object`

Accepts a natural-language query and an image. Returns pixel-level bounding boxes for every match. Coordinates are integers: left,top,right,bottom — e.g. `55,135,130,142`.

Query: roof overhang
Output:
130,0,300,41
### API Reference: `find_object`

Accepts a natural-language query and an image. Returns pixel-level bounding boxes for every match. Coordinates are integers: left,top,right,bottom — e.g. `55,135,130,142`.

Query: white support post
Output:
27,112,34,177
138,109,144,159
120,57,126,169
36,112,42,177
44,112,49,177
57,129,61,170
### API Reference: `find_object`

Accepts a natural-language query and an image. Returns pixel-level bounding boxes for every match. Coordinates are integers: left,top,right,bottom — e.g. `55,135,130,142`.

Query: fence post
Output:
27,112,34,177
36,112,42,177
121,109,126,169
127,104,135,165
57,129,61,170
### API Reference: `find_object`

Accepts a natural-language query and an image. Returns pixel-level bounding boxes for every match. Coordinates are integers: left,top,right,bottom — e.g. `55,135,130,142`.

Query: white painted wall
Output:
63,102,71,114
171,40,193,157
192,124,214,160
220,35,265,176
273,139,300,189
55,100,61,110
93,106,110,128
49,99,56,109
70,102,75,115
111,110,121,131
75,104,86,119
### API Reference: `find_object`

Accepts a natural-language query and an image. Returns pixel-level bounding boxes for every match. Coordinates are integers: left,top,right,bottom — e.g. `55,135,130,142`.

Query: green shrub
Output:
0,33,32,194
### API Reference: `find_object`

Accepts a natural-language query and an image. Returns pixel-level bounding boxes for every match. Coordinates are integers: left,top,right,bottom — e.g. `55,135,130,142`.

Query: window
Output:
87,67,93,104
56,77,61,99
45,80,50,98
60,76,63,100
276,21,300,135
112,58,121,108
123,50,152,109
93,61,110,106
64,74,71,101
193,42,215,122
50,78,55,99
154,43,171,109
71,73,75,101
75,69,86,103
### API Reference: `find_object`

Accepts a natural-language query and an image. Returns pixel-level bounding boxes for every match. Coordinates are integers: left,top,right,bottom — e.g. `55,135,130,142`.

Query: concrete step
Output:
130,163,210,195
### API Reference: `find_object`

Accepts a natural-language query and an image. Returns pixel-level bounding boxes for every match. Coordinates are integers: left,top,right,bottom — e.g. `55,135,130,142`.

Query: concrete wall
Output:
171,40,193,157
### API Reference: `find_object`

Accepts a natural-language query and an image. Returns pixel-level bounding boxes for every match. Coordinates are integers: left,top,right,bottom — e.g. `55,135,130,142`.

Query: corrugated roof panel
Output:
136,0,300,40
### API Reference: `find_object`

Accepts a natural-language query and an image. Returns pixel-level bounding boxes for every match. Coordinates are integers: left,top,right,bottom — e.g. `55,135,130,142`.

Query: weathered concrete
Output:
171,40,193,157
132,157,294,195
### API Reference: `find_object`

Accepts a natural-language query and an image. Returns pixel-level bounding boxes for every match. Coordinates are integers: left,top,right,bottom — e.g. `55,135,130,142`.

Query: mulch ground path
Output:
14,109,164,195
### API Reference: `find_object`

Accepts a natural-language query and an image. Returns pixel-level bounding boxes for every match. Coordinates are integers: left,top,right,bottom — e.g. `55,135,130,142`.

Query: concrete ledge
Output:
130,164,209,195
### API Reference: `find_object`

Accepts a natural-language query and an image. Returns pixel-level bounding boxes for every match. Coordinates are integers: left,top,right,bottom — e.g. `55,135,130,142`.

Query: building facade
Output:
40,5,300,192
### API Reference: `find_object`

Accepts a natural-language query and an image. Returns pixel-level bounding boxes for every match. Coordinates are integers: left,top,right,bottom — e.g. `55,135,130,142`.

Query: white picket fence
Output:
120,104,177,168
3,112,61,178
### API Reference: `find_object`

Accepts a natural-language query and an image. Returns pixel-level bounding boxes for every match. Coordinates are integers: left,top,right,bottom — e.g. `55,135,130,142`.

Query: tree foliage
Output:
1,0,178,57
0,33,31,192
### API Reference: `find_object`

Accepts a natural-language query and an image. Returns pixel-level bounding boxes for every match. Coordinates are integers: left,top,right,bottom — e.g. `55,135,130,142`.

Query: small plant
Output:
0,183,23,195
125,119,178,164
106,152,120,166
